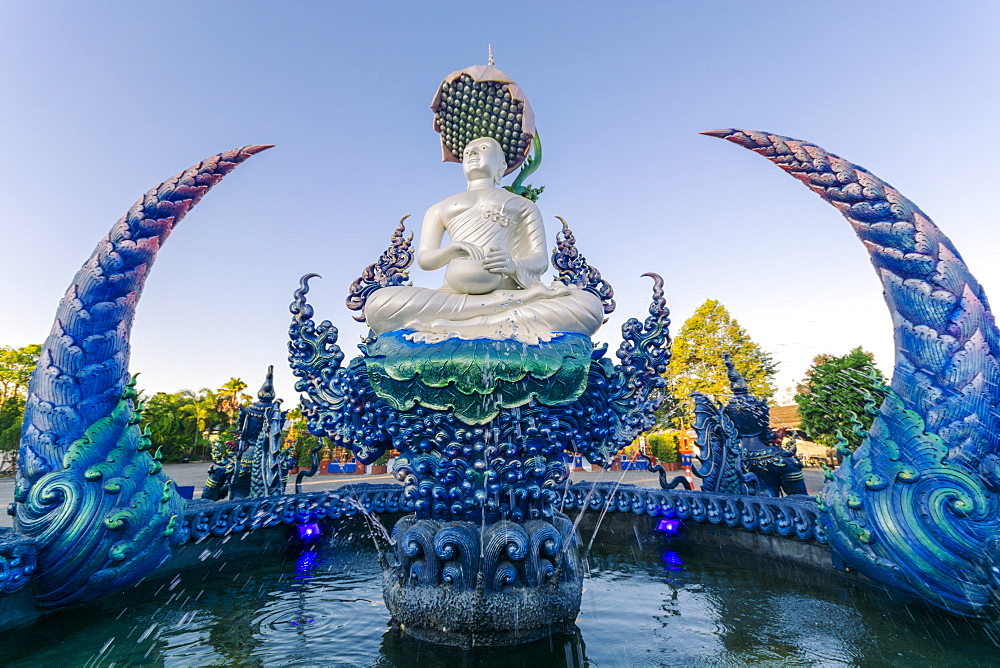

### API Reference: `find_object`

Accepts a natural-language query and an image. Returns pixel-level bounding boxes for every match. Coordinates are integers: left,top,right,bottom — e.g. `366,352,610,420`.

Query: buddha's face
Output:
462,137,506,183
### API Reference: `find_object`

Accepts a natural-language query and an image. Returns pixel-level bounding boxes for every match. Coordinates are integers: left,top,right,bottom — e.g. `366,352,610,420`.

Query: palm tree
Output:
171,388,221,460
138,389,199,462
216,378,250,430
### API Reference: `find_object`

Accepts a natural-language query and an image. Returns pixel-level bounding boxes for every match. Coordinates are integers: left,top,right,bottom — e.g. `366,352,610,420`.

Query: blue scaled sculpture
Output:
708,129,1000,619
202,366,295,501
8,146,270,608
692,353,806,497
289,262,669,646
288,58,671,646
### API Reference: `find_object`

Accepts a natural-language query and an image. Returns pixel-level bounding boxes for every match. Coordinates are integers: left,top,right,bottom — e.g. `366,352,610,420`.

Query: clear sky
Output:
2,2,999,404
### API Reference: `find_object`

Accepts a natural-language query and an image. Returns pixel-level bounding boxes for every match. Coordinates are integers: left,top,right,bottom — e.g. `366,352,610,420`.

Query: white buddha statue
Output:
363,137,604,345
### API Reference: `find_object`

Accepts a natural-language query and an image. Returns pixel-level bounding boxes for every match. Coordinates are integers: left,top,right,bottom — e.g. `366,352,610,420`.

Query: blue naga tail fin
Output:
707,129,1000,617
12,145,270,607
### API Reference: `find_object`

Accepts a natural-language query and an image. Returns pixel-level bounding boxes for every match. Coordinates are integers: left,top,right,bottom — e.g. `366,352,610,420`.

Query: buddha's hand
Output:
484,247,514,275
445,241,484,261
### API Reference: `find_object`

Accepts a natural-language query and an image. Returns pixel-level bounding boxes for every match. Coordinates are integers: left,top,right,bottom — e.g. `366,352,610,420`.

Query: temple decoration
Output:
431,53,535,175
9,146,269,608
289,58,672,645
691,354,806,496
551,216,616,317
290,272,669,513
201,366,294,501
708,129,1000,619
345,217,415,322
431,49,543,201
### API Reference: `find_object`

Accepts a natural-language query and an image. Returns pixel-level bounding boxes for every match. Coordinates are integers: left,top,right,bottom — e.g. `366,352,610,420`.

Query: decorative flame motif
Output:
288,273,671,523
551,216,615,316
345,217,415,322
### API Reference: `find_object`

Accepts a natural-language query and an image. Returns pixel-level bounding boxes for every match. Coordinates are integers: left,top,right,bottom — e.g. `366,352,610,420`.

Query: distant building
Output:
769,404,833,467
769,404,802,432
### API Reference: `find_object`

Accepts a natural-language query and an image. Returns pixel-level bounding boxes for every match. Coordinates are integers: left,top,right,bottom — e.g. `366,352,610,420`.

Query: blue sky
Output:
2,2,999,403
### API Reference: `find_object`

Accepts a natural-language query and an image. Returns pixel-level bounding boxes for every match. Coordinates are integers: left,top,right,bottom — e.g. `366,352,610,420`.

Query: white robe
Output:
363,191,604,345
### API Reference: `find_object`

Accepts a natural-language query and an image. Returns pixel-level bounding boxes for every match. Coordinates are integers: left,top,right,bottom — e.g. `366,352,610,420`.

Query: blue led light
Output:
295,549,320,576
656,518,681,535
662,550,684,571
296,522,322,542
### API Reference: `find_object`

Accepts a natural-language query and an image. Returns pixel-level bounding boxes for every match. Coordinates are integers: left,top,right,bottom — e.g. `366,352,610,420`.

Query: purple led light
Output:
296,522,322,541
662,550,684,571
656,518,681,535
295,549,320,576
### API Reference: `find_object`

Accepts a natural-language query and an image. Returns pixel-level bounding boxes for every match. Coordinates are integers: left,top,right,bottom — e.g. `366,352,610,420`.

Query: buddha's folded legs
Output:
364,283,604,344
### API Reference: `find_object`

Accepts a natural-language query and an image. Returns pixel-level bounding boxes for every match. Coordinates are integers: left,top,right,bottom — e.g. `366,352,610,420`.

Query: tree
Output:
0,395,26,474
285,405,323,468
138,387,228,463
0,344,41,474
141,390,199,463
647,432,680,463
0,344,41,410
662,299,778,422
216,378,250,429
795,346,887,452
651,386,682,430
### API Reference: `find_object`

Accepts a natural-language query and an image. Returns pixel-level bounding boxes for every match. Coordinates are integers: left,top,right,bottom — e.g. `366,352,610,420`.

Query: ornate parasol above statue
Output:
431,45,535,174
431,46,542,200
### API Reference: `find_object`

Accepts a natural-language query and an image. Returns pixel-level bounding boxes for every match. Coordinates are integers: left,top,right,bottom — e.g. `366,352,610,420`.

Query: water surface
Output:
3,533,997,666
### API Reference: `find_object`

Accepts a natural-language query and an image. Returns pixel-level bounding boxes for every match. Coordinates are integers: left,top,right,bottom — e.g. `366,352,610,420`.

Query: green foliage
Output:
795,346,887,451
141,391,198,463
647,432,680,463
139,387,229,463
0,395,25,473
285,405,322,468
651,384,682,430
0,344,41,475
0,343,252,469
665,299,777,420
0,344,41,410
216,378,251,430
293,433,322,468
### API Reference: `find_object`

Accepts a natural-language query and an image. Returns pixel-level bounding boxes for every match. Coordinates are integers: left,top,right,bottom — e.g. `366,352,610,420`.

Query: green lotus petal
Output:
366,332,593,424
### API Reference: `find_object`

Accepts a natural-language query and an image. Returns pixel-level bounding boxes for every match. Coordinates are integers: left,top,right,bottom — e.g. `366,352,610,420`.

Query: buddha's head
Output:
462,137,507,185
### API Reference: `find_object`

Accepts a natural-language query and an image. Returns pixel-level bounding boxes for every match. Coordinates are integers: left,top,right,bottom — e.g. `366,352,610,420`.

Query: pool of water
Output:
3,530,998,666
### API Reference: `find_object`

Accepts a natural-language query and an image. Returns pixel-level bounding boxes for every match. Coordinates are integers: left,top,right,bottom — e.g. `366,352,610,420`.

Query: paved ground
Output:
0,463,826,528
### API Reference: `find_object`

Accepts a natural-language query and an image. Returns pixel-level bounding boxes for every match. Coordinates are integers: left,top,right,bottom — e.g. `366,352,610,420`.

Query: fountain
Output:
288,59,669,646
0,58,998,661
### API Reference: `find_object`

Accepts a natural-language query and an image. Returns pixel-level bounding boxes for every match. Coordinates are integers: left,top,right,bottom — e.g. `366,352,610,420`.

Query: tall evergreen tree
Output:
661,299,777,423
795,346,887,451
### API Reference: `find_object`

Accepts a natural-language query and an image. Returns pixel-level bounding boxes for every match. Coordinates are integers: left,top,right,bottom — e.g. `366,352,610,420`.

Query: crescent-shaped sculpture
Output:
11,145,270,607
706,129,1000,618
